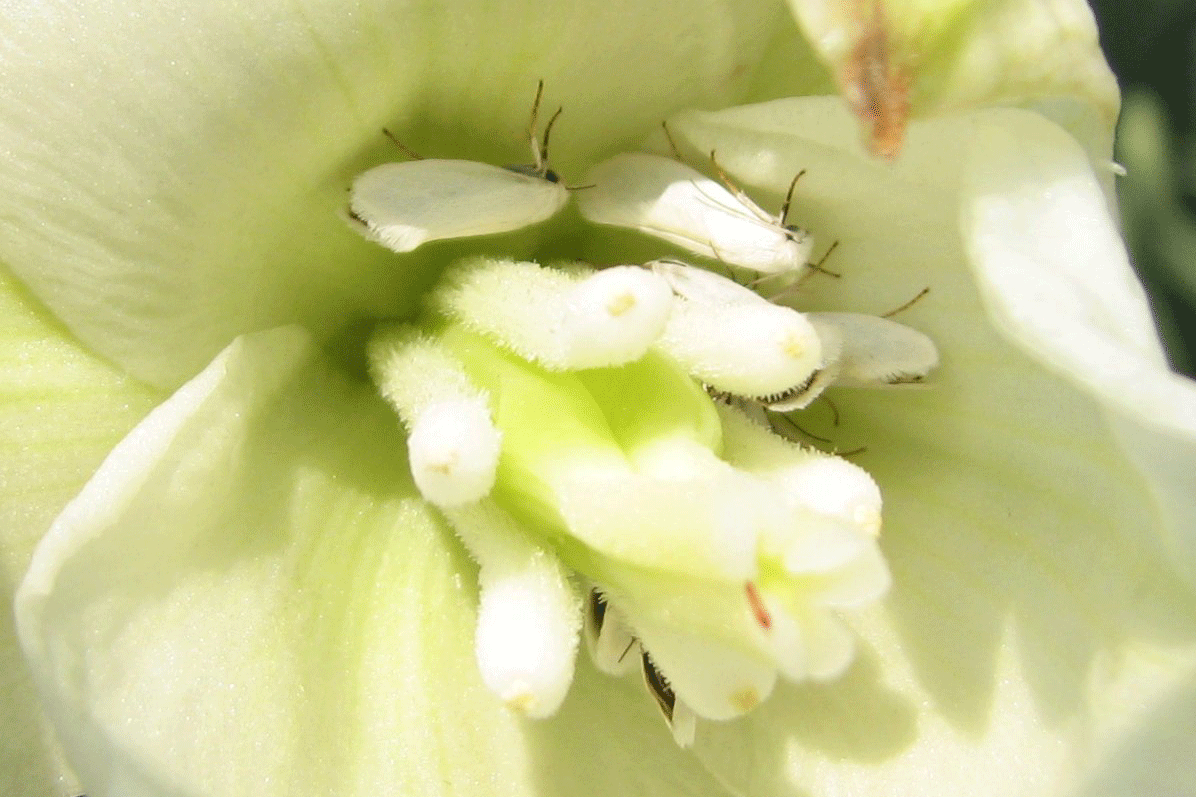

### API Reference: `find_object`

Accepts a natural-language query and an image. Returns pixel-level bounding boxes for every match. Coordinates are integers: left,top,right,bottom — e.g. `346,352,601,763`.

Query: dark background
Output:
1092,0,1196,375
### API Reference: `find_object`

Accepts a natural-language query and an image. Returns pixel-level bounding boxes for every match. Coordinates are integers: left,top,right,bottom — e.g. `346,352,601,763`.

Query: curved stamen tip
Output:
562,266,674,368
473,558,579,719
407,397,501,507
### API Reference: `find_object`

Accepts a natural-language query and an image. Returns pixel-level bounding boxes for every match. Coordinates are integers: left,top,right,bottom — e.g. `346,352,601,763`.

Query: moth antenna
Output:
381,128,424,160
703,150,741,202
528,80,545,137
698,152,774,227
778,169,806,226
661,120,685,161
527,80,546,166
538,106,564,174
881,286,930,318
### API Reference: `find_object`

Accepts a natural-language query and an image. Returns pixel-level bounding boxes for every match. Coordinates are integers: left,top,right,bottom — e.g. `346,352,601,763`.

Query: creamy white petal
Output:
0,268,162,797
0,0,787,387
957,109,1196,584
15,326,737,797
658,96,1196,797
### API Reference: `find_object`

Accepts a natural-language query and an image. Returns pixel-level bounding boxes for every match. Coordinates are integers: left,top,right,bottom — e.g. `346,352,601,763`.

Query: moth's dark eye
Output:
542,168,561,184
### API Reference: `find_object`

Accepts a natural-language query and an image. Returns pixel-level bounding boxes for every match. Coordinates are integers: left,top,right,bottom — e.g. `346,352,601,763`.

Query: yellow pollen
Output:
731,688,761,713
780,331,806,358
505,687,536,713
606,291,637,317
427,453,458,474
856,507,882,536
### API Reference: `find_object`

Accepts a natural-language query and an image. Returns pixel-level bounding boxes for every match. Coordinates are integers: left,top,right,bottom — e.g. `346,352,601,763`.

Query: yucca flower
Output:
3,2,1195,796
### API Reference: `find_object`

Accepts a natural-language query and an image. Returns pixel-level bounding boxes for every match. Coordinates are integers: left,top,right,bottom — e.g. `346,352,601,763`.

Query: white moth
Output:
762,311,939,411
649,259,938,412
577,151,813,276
348,82,569,253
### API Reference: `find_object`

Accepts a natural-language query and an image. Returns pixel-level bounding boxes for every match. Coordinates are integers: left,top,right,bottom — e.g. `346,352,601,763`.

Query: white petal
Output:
0,0,788,387
0,268,162,797
663,96,1196,797
958,109,1196,583
15,325,735,797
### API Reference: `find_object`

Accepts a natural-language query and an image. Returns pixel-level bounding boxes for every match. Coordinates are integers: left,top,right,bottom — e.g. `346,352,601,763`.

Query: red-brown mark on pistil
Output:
745,581,773,629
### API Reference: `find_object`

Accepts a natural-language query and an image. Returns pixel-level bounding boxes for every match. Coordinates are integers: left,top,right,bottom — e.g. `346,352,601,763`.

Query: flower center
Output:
365,251,919,745
351,110,937,744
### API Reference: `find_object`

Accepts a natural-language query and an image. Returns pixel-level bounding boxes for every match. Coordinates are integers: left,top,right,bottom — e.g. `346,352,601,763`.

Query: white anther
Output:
781,519,871,574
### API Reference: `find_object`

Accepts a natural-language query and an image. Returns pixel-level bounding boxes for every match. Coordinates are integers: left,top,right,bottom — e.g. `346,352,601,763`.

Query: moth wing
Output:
577,153,784,265
805,313,939,387
648,259,761,305
350,159,568,253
